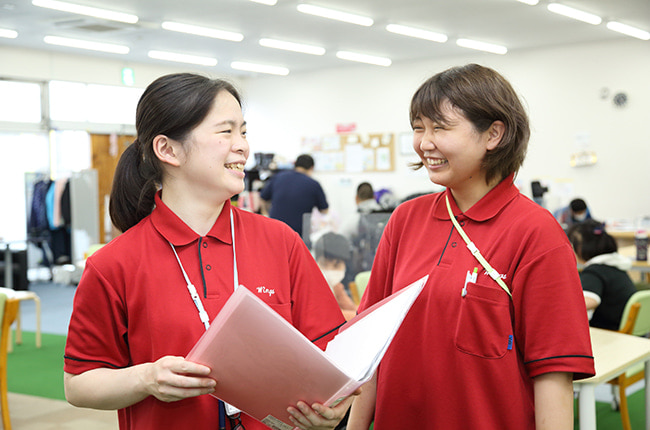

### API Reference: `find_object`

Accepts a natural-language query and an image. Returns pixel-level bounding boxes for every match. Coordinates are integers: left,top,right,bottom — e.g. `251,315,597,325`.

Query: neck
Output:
450,177,501,212
295,167,311,176
160,186,227,236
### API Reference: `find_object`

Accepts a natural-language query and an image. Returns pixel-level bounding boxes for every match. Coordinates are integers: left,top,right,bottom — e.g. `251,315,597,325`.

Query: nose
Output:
415,129,435,153
233,131,249,157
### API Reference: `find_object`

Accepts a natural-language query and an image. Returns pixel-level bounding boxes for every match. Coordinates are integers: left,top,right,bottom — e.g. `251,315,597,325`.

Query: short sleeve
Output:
580,269,605,297
64,259,130,374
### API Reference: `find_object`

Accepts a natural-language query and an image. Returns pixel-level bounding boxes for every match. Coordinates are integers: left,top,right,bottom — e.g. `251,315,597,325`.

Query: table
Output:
574,327,650,429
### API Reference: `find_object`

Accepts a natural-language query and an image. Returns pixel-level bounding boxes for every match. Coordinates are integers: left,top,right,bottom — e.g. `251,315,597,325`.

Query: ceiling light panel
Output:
148,50,217,66
161,21,244,42
456,38,508,55
0,28,18,39
606,21,650,41
248,0,277,4
259,38,325,55
385,24,447,43
546,3,602,25
336,51,391,67
44,35,129,54
516,0,539,5
231,61,290,76
32,0,138,24
297,4,373,27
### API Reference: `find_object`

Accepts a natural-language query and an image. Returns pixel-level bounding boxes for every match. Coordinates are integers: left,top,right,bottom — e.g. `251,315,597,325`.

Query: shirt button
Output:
451,242,457,247
205,264,212,271
202,242,208,248
460,221,466,226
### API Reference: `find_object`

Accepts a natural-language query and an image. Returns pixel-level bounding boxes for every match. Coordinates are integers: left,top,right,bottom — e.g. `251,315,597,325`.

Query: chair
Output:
0,293,21,430
348,281,360,305
354,271,371,299
0,288,41,353
608,290,650,430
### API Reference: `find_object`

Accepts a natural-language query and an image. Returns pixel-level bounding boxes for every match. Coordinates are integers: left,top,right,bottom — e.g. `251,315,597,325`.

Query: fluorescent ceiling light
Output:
0,28,18,39
32,0,138,24
44,35,129,54
231,61,289,76
516,0,539,5
456,38,507,55
148,50,217,66
336,51,391,67
259,38,325,55
606,21,650,41
249,0,277,4
385,24,447,43
297,4,373,27
547,3,602,25
161,21,243,42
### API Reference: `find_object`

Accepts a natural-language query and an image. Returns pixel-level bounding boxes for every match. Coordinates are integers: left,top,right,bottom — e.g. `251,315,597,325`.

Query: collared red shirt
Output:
65,192,345,430
359,173,595,429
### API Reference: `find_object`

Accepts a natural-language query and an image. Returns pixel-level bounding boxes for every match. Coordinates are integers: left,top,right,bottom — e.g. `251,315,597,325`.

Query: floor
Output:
7,393,118,430
6,277,119,429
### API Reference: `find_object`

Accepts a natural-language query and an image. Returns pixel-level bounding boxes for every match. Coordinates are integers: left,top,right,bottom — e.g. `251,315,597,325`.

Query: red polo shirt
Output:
64,193,345,430
359,174,595,429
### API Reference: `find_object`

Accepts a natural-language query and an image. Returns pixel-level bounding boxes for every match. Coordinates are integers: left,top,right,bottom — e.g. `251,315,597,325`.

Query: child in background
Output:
568,219,637,330
313,232,358,321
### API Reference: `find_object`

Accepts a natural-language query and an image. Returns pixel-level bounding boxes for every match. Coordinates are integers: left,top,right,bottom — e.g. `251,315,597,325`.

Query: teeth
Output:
426,158,447,166
225,163,245,172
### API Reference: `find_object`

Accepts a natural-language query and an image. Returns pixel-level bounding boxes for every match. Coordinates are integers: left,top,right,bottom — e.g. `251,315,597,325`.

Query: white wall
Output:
243,38,650,225
2,39,649,229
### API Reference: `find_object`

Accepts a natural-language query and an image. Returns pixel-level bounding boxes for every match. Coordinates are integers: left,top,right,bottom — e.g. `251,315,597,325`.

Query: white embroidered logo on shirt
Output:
256,286,275,297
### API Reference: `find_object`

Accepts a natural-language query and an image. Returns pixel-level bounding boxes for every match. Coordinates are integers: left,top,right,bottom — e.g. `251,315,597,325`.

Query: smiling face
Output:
178,90,249,201
412,101,494,194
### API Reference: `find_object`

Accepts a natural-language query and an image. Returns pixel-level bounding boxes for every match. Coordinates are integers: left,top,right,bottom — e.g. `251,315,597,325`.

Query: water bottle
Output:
635,230,649,261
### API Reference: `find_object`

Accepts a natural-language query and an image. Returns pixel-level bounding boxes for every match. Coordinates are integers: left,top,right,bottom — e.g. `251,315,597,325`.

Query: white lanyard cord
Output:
445,195,512,298
169,207,240,331
170,243,211,330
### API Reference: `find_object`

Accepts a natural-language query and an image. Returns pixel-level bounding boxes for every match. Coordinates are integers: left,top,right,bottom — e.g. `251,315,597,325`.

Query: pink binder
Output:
186,275,428,430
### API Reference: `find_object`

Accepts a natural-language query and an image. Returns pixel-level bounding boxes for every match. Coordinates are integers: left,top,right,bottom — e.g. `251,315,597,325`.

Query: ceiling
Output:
1,0,649,78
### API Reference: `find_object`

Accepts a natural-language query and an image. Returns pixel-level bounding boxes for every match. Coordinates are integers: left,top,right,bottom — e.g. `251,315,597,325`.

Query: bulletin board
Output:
301,132,395,173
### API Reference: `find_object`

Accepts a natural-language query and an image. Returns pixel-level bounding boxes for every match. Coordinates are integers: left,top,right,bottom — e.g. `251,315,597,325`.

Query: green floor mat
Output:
6,331,66,401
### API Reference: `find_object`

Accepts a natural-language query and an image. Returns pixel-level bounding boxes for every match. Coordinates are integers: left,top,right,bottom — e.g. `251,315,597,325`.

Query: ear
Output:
486,120,506,151
152,134,181,167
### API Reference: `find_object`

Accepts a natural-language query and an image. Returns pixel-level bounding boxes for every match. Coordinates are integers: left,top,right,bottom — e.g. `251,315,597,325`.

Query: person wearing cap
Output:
313,232,358,321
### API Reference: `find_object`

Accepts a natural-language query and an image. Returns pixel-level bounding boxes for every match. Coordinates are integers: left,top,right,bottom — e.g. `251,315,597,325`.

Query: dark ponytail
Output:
109,73,242,232
109,139,160,232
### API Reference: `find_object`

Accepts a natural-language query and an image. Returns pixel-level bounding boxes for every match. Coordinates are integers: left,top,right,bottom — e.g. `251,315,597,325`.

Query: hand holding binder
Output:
186,275,428,430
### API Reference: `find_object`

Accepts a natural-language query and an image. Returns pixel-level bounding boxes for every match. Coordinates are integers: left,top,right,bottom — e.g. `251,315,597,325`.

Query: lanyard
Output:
169,208,242,422
445,195,512,298
169,208,240,329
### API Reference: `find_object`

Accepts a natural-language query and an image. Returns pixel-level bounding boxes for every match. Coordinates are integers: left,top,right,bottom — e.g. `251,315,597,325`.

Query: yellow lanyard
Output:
445,195,512,298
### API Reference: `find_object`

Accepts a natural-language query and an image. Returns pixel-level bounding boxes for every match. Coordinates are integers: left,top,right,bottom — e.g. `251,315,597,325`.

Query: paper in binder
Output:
186,275,428,430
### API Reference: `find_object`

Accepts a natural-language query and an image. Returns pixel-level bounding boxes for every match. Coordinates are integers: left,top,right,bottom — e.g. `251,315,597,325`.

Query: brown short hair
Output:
410,64,530,185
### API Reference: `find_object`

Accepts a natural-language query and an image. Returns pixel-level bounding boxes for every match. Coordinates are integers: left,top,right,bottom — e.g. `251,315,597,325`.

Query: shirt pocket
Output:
454,281,512,359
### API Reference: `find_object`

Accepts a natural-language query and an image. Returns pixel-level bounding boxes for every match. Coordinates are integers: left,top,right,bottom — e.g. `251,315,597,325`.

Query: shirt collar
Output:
433,173,519,222
151,190,233,246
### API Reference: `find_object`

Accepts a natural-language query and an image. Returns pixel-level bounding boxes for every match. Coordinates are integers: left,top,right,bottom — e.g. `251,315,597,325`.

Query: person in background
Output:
260,154,328,238
555,197,592,231
568,219,637,331
339,182,382,240
313,232,358,321
347,64,594,430
63,73,354,430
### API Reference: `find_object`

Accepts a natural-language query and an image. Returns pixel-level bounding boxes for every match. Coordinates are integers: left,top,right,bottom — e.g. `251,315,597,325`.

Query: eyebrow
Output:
215,120,247,128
